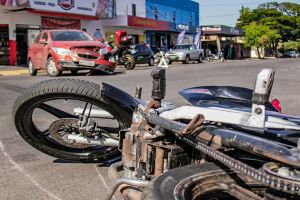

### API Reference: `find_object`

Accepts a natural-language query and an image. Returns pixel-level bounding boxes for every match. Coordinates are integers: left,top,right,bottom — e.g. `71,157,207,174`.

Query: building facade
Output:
82,0,146,45
145,0,199,51
0,0,115,66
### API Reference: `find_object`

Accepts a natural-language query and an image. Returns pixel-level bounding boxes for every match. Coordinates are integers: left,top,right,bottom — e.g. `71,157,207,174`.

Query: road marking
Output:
0,140,62,200
94,165,117,200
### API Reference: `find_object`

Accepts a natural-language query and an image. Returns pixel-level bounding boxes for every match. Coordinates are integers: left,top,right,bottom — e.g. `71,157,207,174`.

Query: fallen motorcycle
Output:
13,67,300,199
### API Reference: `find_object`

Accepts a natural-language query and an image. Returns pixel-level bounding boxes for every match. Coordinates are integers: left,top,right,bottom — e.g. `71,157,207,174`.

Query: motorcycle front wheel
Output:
13,79,131,162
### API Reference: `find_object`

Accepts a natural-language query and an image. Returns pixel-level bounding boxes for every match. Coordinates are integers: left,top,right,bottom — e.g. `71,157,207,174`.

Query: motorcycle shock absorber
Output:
151,67,166,102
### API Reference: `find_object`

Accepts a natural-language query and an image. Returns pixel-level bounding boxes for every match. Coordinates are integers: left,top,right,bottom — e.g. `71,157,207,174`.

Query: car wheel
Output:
28,59,37,76
198,55,203,63
183,55,190,64
46,57,61,77
148,57,154,66
71,70,78,75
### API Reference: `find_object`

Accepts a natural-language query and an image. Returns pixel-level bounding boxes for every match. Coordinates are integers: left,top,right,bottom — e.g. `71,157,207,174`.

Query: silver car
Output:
166,44,204,64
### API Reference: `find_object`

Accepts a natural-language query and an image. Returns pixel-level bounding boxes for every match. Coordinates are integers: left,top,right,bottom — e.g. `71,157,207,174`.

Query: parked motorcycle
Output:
13,67,300,199
106,30,137,70
207,50,225,62
154,49,171,65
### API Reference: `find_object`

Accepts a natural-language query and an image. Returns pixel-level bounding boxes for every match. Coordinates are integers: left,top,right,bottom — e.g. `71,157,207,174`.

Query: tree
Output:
282,40,300,51
244,23,280,58
236,2,300,57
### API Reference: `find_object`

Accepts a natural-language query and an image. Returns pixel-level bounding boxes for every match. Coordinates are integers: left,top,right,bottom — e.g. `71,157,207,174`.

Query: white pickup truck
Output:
166,44,204,64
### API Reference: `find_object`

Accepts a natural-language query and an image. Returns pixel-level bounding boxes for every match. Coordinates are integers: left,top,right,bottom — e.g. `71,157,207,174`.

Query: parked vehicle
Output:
207,50,225,62
27,29,116,77
107,31,154,70
13,67,300,199
166,44,204,64
130,44,155,67
283,51,300,58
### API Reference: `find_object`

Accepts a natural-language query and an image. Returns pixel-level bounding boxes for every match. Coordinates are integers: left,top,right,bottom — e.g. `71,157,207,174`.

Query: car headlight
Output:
177,52,184,55
52,48,71,56
99,48,108,55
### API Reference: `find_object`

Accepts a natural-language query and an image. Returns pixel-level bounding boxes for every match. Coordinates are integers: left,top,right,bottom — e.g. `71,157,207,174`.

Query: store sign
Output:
128,16,168,31
6,0,115,18
177,24,189,31
202,26,222,32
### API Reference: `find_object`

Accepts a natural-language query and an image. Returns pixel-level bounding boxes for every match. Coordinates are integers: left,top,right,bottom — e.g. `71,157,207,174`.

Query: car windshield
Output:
174,45,190,50
50,31,93,41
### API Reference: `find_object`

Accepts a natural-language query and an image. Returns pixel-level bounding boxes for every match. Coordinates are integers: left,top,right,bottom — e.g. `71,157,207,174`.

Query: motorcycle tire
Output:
142,163,251,200
13,79,131,162
124,54,136,70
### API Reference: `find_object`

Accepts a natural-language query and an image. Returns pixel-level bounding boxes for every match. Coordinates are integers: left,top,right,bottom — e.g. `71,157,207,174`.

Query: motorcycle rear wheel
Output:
13,79,131,162
142,163,266,200
124,54,136,70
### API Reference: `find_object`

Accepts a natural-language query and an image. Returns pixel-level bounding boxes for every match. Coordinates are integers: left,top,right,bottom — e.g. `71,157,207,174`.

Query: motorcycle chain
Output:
178,135,300,195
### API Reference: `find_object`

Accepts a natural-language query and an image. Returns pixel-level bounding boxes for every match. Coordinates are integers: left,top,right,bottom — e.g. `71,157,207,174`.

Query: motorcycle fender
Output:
101,83,138,119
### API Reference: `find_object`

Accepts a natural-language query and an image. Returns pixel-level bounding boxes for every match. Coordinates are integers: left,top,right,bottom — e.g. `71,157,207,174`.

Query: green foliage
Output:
237,2,300,42
282,40,300,51
244,23,281,58
244,23,280,48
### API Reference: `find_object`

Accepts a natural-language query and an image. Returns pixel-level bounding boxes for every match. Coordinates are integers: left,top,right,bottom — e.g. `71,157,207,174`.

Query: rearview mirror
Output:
39,39,47,44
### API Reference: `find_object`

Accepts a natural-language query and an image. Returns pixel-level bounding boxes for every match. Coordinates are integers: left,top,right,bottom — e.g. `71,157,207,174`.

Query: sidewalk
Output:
0,65,29,76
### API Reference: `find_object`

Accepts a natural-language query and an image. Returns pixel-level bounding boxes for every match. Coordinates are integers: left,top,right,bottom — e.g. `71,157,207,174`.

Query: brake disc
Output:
49,119,92,148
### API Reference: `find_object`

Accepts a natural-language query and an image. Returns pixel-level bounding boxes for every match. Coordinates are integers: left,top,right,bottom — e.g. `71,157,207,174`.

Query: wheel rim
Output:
18,95,123,158
47,59,58,75
186,56,189,63
150,58,154,65
28,60,33,73
124,56,133,67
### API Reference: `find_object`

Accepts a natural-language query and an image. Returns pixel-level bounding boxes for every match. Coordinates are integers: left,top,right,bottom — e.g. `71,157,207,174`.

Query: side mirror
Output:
39,39,47,44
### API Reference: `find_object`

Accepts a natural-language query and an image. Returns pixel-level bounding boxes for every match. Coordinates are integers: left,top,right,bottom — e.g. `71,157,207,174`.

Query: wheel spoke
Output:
39,103,76,119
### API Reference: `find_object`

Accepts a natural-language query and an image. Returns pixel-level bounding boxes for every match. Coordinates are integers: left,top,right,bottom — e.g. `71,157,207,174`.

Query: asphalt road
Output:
0,58,300,200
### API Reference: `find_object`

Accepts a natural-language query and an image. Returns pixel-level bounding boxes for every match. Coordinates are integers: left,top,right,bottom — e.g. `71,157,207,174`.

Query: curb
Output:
0,69,29,76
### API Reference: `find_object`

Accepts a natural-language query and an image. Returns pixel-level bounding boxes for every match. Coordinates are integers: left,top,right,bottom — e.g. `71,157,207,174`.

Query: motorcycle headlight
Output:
52,48,71,56
99,48,108,55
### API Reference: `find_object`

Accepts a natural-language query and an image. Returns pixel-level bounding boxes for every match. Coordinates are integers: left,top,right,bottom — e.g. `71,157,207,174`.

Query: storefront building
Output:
82,0,146,45
201,25,245,59
0,0,115,66
145,0,199,51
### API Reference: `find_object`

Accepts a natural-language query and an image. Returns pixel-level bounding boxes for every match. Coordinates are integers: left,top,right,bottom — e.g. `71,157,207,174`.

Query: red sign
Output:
127,16,168,31
41,17,80,29
58,0,74,10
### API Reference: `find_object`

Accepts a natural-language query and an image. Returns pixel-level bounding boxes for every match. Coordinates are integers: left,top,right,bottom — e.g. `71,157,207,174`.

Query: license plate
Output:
79,60,95,67
170,56,177,59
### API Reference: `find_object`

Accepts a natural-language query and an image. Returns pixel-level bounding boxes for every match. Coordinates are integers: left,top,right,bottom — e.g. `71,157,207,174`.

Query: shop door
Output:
0,25,9,65
16,28,28,65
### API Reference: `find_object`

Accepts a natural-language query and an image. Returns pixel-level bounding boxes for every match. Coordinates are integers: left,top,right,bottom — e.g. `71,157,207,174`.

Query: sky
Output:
196,0,300,27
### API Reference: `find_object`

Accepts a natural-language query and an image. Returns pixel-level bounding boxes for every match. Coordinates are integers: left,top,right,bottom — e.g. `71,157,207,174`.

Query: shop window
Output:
132,4,136,16
0,25,9,65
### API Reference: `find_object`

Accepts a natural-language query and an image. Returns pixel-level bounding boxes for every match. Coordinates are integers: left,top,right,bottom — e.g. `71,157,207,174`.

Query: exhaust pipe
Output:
67,134,119,147
74,107,114,119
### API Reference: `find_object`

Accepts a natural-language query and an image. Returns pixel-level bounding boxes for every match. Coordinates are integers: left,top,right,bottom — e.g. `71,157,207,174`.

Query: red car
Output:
27,29,116,77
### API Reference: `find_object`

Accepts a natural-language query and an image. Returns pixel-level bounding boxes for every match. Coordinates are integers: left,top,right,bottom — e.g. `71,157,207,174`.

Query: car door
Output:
142,45,152,63
29,33,41,67
39,32,50,69
34,32,48,69
189,45,197,59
